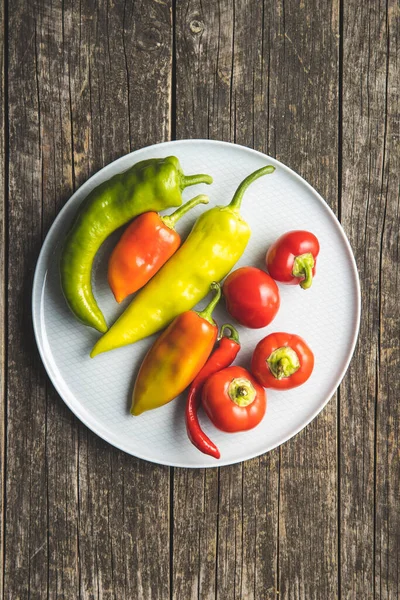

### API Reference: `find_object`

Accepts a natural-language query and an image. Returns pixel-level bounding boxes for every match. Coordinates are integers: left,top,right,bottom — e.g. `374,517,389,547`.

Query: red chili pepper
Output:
108,194,209,302
251,332,314,390
266,230,320,290
185,324,241,459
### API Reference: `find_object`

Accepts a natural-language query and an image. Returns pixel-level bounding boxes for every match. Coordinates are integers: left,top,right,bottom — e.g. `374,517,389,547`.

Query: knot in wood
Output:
135,25,162,51
190,19,204,34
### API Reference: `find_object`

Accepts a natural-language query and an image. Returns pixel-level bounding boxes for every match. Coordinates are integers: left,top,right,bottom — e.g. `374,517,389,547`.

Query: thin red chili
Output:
185,324,241,459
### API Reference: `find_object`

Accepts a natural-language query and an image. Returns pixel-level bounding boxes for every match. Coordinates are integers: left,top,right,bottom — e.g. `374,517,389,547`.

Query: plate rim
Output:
32,139,361,468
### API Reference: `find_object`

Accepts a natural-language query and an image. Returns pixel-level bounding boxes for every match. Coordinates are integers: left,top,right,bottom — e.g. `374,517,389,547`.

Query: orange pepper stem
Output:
228,165,275,212
181,173,213,188
196,282,221,325
162,194,209,230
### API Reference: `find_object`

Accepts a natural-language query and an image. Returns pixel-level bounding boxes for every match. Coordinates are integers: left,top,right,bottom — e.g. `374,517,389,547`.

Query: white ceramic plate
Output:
32,140,360,468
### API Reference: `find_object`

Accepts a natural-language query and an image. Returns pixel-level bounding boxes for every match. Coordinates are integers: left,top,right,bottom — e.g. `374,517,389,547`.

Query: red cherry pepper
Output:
202,366,266,433
185,324,241,459
108,194,209,302
266,230,320,289
222,266,280,328
251,332,314,390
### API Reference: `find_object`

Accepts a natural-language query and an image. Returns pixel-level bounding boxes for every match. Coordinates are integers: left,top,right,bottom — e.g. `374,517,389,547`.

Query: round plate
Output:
32,140,361,468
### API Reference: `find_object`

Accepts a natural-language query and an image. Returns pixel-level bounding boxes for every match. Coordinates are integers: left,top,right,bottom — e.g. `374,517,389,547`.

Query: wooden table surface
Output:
1,0,399,598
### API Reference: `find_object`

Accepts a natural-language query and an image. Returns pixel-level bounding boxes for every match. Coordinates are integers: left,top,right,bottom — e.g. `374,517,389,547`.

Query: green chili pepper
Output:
60,156,213,332
91,165,275,357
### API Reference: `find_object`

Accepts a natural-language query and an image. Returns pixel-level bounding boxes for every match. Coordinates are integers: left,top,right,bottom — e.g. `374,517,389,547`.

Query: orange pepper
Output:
131,283,221,416
108,194,209,302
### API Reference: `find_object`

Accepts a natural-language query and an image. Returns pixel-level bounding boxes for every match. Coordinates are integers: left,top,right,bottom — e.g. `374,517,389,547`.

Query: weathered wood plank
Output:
0,0,5,595
174,2,279,599
175,0,340,598
31,4,79,597
6,0,172,598
68,2,172,598
374,3,400,596
64,2,172,597
4,0,399,598
340,0,399,597
267,0,340,597
6,0,50,595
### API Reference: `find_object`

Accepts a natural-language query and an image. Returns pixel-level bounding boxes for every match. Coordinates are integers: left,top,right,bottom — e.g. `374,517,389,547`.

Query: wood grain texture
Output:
374,3,400,597
0,0,5,596
65,2,172,597
173,3,282,600
3,0,400,598
267,0,340,598
6,0,50,596
340,0,400,598
174,2,280,598
174,1,339,598
5,0,172,598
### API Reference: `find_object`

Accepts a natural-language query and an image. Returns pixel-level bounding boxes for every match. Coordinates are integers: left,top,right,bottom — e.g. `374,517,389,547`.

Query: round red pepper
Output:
266,230,320,289
202,366,266,432
185,324,241,459
108,195,209,302
251,332,314,390
222,266,280,328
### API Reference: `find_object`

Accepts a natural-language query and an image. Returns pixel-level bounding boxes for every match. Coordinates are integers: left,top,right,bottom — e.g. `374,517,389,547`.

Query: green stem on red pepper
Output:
267,346,300,380
228,377,257,407
292,252,315,289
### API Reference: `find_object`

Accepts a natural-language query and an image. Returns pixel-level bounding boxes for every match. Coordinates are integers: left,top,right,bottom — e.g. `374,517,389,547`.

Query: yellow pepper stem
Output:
229,165,275,212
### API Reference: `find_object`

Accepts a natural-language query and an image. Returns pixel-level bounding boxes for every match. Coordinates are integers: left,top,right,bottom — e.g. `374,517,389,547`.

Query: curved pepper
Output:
91,165,275,357
60,156,213,332
185,324,241,459
131,282,221,416
108,194,209,302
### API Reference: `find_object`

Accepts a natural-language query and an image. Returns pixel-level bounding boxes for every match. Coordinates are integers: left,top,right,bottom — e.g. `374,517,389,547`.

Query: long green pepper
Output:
60,156,213,332
91,164,275,357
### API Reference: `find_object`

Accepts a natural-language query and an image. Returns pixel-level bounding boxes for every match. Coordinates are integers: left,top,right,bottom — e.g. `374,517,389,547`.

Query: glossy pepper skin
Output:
251,332,314,390
202,366,266,433
266,230,320,289
108,194,209,303
60,156,213,332
223,266,280,328
185,324,241,459
91,165,275,357
131,283,221,416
